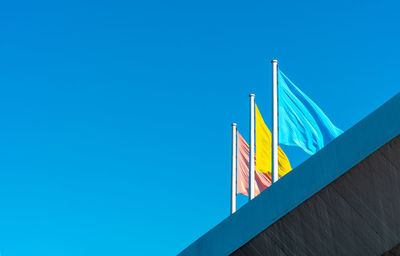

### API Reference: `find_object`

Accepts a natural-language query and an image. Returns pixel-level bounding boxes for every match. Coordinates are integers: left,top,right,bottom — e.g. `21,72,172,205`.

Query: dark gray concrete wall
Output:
232,135,400,256
382,243,400,256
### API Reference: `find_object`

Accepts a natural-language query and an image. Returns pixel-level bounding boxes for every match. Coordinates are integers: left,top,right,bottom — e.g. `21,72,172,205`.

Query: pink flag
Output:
237,131,272,196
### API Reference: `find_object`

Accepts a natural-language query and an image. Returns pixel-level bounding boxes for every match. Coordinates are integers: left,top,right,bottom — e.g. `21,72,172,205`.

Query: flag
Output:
255,104,292,178
237,131,271,196
278,70,343,155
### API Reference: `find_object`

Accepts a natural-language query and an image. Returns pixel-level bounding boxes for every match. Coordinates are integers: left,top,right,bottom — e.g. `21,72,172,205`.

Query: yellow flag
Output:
255,104,292,177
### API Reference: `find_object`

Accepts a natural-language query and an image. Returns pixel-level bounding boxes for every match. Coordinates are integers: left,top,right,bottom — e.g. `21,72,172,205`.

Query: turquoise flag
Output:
278,70,343,155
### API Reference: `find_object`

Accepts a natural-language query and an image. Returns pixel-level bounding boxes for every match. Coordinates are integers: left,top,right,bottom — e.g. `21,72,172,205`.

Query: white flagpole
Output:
249,94,255,200
231,123,237,215
271,60,279,183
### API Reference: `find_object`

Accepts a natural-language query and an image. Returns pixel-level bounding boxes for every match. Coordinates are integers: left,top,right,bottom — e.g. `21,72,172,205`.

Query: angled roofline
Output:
179,93,400,256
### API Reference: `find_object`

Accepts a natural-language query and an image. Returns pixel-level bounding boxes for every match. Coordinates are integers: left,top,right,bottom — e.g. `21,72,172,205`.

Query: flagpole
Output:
249,94,255,200
271,60,279,183
231,123,237,215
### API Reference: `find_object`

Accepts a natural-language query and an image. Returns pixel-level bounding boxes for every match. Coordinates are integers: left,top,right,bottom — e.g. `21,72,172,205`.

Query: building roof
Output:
179,93,400,256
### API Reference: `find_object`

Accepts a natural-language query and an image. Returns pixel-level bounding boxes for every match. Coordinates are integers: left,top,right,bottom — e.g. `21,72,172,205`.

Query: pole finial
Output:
271,59,278,64
249,93,255,98
232,123,237,127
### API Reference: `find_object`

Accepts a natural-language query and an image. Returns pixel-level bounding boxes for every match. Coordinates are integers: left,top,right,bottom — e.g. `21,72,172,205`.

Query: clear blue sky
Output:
0,0,399,255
